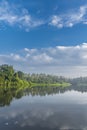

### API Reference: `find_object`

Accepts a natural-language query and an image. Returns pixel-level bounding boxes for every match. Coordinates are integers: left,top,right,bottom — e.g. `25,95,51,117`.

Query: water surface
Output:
0,86,87,130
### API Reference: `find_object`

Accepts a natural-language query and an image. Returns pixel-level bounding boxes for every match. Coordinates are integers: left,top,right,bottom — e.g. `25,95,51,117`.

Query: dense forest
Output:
0,64,87,89
0,64,29,87
0,64,70,88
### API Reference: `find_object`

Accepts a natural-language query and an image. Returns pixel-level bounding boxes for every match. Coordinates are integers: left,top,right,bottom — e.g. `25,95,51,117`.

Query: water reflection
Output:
0,88,87,130
0,85,87,107
1,104,86,130
0,86,87,129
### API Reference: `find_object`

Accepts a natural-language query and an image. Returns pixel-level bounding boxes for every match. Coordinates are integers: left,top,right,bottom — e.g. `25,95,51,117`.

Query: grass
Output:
30,82,71,88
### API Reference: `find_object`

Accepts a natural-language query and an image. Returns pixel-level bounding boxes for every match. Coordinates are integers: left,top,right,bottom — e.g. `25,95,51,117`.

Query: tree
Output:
0,64,14,81
17,71,24,80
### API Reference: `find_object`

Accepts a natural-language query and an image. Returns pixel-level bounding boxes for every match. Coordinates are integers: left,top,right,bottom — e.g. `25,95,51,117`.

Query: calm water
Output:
0,86,87,130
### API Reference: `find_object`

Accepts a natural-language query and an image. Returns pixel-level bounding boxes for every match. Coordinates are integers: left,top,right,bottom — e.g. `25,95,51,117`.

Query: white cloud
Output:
10,53,24,61
1,1,87,30
24,48,37,54
32,53,53,64
0,1,44,31
49,5,87,28
1,43,87,77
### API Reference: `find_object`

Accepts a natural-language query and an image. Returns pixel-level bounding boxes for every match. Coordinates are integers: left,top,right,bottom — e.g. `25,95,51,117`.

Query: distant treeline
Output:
70,77,87,87
0,64,70,87
25,73,69,84
0,64,87,88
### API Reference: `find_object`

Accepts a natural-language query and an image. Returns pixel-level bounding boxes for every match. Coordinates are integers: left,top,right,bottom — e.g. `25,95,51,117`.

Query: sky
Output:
0,0,87,77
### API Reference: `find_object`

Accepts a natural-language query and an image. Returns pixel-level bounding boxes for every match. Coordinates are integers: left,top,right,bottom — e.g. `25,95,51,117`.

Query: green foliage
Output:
0,64,14,81
25,73,68,84
17,71,24,80
0,64,29,88
0,64,70,89
31,82,71,88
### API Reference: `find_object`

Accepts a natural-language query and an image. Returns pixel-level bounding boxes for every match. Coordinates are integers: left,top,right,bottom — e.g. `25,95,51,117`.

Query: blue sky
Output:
0,0,87,77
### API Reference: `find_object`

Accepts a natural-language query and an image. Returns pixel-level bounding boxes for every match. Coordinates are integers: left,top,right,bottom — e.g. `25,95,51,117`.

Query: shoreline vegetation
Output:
0,64,71,89
30,82,71,87
1,64,87,89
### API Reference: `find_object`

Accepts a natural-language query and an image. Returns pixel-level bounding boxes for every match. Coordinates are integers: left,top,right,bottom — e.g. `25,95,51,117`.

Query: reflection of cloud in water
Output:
1,91,87,130
0,104,87,130
16,108,87,129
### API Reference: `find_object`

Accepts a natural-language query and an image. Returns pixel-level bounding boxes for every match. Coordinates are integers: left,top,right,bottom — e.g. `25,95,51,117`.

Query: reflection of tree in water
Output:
0,87,25,107
0,89,13,106
69,85,87,93
26,86,69,96
0,85,87,107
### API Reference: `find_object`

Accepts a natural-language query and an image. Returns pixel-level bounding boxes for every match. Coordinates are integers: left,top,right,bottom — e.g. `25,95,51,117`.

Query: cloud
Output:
32,53,53,64
1,43,87,77
1,1,87,30
49,5,87,28
0,0,44,31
